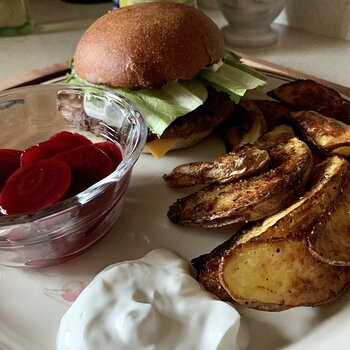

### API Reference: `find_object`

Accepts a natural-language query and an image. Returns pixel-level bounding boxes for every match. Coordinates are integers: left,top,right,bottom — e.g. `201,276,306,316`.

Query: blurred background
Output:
1,0,350,87
2,0,350,39
202,0,350,40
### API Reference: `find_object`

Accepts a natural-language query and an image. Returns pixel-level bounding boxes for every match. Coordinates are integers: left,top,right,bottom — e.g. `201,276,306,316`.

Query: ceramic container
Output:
218,0,286,47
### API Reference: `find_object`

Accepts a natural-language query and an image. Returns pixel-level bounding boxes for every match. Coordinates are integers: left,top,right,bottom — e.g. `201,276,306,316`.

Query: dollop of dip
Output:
56,249,243,350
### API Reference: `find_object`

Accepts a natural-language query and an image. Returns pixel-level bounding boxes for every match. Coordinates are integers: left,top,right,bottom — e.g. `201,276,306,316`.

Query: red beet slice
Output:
49,131,92,145
0,159,71,215
53,144,116,195
0,149,22,190
94,141,123,166
21,132,92,166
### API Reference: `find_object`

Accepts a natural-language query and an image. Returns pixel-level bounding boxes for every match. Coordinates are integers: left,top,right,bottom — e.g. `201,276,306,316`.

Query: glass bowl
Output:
0,84,147,267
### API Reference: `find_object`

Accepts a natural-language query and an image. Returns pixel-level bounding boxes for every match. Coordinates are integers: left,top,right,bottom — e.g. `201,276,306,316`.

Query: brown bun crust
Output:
74,2,225,90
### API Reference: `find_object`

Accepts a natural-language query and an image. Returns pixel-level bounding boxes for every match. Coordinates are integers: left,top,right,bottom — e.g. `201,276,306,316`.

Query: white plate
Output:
1,72,350,350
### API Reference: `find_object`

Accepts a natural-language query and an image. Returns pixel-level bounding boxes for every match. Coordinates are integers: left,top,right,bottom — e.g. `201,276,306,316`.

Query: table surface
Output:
1,5,350,88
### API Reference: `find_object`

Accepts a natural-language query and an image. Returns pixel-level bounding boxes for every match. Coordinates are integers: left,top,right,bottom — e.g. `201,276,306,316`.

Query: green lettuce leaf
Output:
110,80,208,137
67,52,266,137
198,51,267,103
66,69,207,138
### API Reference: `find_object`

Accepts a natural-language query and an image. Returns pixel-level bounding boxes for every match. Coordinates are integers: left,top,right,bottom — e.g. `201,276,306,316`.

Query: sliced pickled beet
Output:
0,159,71,215
94,141,123,166
53,144,115,195
48,131,92,145
0,149,22,190
21,132,92,166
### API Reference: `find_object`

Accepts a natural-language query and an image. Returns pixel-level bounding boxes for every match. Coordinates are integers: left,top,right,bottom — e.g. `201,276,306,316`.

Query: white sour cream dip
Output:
56,249,243,350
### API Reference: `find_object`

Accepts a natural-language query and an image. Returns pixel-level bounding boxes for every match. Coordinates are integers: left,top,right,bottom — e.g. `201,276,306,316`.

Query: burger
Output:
67,2,266,158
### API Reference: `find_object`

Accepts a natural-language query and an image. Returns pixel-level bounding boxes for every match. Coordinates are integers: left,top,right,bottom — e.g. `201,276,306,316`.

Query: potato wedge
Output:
254,124,295,150
239,156,350,243
192,234,238,301
163,161,212,188
253,99,292,127
287,110,350,156
220,99,268,152
193,156,350,309
219,236,350,311
307,161,350,265
163,144,270,188
168,137,312,227
267,79,350,124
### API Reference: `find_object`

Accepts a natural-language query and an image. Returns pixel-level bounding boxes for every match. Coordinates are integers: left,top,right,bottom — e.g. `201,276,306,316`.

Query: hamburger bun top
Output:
74,2,225,90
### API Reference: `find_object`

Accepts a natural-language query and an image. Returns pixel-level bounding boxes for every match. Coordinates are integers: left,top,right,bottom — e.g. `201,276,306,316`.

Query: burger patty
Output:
147,88,235,142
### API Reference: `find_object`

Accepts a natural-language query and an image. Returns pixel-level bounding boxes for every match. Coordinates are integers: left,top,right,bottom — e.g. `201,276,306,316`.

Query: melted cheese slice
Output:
145,138,181,159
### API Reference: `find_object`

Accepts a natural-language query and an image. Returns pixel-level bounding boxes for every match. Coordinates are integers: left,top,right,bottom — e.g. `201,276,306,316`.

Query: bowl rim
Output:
0,83,147,244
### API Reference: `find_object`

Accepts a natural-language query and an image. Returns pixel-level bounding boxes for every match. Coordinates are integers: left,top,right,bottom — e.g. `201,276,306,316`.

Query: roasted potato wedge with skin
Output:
253,99,293,128
193,156,350,307
220,99,268,152
287,110,350,156
163,145,270,188
219,236,350,311
267,79,350,124
241,156,350,243
192,234,239,301
254,124,295,150
168,137,312,227
307,160,350,265
163,161,212,188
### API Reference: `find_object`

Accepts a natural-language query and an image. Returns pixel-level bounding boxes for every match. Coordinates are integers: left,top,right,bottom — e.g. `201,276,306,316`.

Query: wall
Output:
276,0,350,40
27,0,111,25
198,0,350,41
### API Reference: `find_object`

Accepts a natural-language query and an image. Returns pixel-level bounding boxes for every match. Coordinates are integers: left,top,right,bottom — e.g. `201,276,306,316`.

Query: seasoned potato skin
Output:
219,99,268,152
163,144,269,188
168,138,313,227
307,160,350,265
220,236,350,311
253,99,293,127
267,79,350,124
186,79,350,311
192,234,238,301
193,156,350,311
287,110,350,156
